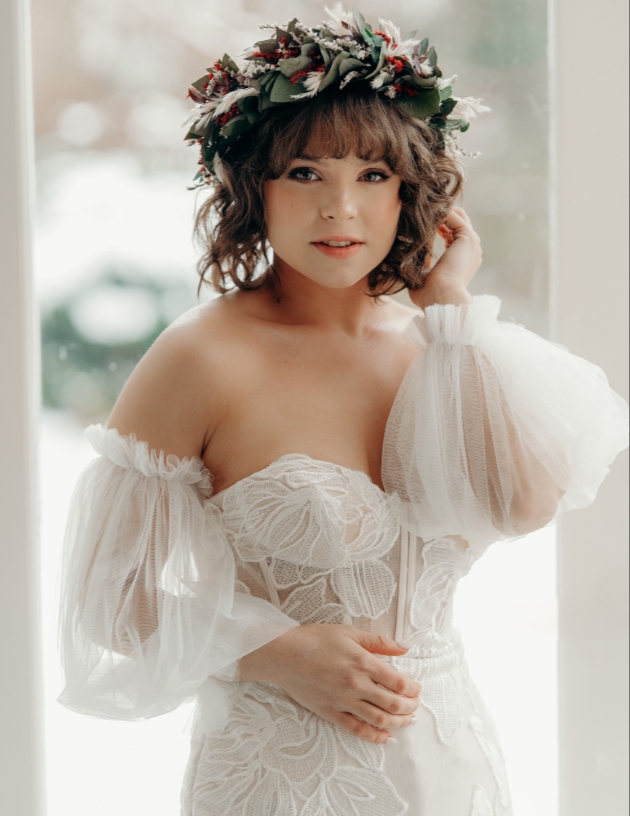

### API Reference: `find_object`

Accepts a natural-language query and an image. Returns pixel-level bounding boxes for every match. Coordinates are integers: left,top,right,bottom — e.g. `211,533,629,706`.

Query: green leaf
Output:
191,75,210,95
440,98,457,116
339,57,366,76
427,46,438,68
408,29,418,39
410,72,438,89
373,34,384,47
237,94,259,116
420,37,429,55
220,114,252,140
363,45,387,80
439,84,454,101
286,18,300,35
289,82,308,100
269,72,301,103
255,39,279,55
260,71,279,89
301,42,319,57
320,45,332,68
278,55,312,77
353,10,367,34
259,93,276,112
317,51,351,92
221,54,239,73
460,121,470,133
202,137,218,165
394,87,442,119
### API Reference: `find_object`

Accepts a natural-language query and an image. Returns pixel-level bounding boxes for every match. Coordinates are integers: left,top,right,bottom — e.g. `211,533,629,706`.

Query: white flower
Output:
291,70,326,99
370,70,390,90
447,96,491,122
377,17,402,44
339,70,362,90
211,86,259,119
183,100,219,131
324,3,355,37
437,74,458,91
385,86,397,99
378,17,420,57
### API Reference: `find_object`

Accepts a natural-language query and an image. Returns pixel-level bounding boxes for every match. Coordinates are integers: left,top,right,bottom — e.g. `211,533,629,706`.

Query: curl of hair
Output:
194,87,464,297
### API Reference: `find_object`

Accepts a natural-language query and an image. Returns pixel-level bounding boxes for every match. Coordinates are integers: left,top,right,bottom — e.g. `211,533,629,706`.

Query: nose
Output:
320,182,358,222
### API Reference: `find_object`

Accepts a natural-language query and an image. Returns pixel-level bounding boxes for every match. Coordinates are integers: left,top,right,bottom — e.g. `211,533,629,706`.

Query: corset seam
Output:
259,558,282,609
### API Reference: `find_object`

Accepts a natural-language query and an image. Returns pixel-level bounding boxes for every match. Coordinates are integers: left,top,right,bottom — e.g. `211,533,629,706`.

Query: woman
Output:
57,7,629,815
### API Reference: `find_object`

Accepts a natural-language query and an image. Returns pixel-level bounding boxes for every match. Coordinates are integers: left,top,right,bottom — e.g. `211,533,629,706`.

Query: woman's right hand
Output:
237,624,421,744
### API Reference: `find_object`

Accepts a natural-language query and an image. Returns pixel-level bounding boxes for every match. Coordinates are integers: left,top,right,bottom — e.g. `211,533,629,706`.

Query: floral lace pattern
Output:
191,683,407,816
219,456,400,621
471,786,494,816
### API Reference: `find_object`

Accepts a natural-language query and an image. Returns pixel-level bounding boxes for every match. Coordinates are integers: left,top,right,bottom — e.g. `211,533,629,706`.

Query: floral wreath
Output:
185,4,490,188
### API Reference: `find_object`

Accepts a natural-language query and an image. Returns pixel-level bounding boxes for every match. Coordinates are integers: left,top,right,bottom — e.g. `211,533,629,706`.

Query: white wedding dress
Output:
58,296,629,816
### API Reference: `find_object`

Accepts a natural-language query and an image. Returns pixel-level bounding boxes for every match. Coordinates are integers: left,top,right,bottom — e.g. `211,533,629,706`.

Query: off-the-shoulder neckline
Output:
207,453,387,503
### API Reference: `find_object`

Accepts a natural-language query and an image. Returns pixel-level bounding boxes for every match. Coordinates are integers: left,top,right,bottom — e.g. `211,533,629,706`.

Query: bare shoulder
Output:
107,294,254,458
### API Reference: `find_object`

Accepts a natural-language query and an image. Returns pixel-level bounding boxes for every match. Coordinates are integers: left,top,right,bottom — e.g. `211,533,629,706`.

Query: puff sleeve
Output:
57,425,298,727
382,295,629,551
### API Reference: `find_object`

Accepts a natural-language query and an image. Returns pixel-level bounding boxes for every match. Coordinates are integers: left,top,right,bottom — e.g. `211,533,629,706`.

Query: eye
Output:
362,170,391,183
288,166,320,182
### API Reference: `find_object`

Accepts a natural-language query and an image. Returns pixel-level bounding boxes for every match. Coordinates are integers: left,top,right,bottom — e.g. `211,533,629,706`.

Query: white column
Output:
552,1,629,814
0,0,45,813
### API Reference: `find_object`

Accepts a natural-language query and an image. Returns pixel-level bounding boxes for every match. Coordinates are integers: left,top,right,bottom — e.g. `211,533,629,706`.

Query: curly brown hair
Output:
194,86,464,296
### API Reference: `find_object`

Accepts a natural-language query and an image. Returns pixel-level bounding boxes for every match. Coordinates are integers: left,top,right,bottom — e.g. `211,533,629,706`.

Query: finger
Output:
364,683,419,716
335,711,393,745
453,206,473,224
351,631,408,657
370,662,421,698
444,209,469,232
352,701,416,732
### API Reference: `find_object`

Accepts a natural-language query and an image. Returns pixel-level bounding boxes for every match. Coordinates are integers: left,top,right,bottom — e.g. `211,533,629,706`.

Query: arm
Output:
387,208,629,547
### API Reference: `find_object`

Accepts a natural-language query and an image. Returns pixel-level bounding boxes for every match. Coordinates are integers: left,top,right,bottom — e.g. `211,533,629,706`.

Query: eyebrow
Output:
290,154,389,165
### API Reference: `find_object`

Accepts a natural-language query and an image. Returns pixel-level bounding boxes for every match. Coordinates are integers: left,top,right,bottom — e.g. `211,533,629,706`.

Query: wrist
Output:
410,286,473,310
236,627,298,685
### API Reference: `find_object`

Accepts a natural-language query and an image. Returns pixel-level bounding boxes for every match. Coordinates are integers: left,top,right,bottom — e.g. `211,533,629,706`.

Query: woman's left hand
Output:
409,207,482,310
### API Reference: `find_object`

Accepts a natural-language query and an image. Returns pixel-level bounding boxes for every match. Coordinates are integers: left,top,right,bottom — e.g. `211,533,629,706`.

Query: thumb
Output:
351,631,409,657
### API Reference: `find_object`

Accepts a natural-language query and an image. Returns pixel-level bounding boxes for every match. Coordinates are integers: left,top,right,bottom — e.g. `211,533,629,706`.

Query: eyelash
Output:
287,167,391,183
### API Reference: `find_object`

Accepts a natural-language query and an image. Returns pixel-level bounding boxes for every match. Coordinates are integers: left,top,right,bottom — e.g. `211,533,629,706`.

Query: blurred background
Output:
33,1,556,814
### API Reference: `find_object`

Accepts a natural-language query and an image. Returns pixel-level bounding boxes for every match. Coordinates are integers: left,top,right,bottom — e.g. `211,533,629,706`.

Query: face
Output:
264,152,402,290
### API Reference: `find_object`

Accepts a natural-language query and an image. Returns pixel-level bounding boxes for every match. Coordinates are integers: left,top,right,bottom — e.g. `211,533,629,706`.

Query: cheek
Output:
264,181,305,243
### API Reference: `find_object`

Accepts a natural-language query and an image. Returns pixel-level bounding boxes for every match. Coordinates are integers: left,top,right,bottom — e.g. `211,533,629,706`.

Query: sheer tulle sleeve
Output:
383,295,629,550
57,425,298,726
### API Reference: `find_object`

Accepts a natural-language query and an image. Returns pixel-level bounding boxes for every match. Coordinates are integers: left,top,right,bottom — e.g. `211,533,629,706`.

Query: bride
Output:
57,7,629,815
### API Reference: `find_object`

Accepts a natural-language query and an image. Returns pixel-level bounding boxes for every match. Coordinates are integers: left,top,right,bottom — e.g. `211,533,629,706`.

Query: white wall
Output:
552,0,629,814
0,0,45,813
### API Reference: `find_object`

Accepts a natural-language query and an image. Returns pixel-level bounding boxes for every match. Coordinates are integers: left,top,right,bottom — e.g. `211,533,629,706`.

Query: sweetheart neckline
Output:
207,452,390,504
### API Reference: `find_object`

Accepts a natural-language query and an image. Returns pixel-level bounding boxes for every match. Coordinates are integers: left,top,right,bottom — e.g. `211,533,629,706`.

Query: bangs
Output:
265,90,416,177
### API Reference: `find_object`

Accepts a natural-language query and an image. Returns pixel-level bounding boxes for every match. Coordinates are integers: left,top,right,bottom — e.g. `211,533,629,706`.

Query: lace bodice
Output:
56,296,629,815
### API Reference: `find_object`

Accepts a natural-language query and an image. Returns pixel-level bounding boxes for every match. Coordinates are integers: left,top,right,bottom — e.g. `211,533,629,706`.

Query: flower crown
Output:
185,4,490,188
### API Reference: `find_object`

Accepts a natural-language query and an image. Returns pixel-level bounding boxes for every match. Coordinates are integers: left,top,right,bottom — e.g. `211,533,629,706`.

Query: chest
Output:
203,325,418,494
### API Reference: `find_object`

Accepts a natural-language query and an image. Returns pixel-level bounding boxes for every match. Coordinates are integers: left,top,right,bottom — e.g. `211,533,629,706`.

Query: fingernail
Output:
410,716,418,724
386,737,397,745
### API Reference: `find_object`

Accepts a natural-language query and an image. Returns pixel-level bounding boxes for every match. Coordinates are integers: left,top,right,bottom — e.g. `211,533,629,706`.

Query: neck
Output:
258,257,382,336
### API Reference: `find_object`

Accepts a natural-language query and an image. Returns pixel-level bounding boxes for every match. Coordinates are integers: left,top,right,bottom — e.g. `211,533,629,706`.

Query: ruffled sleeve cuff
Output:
85,423,213,493
413,295,502,346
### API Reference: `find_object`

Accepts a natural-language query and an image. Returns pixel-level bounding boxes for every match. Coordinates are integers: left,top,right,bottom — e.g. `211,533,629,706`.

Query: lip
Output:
311,235,365,259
